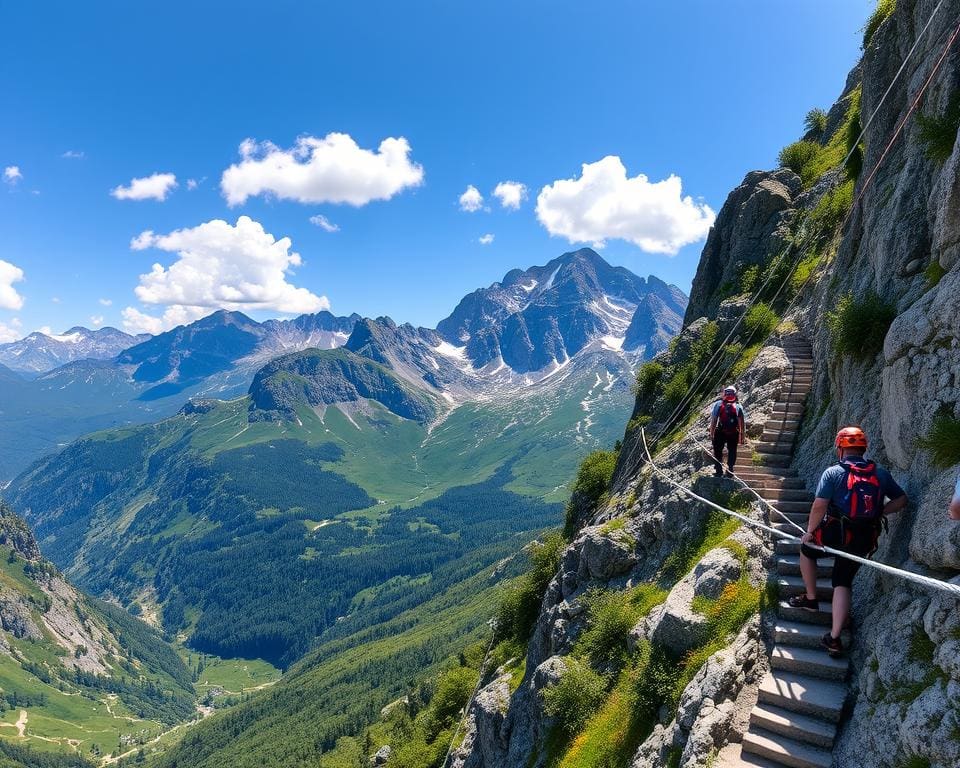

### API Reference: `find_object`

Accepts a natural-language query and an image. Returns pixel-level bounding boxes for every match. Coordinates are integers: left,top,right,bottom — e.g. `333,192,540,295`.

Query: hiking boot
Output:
787,594,819,611
714,468,723,478
724,468,734,478
821,632,843,657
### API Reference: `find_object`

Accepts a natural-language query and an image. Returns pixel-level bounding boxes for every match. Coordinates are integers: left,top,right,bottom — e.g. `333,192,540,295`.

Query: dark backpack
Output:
718,400,740,436
836,459,884,523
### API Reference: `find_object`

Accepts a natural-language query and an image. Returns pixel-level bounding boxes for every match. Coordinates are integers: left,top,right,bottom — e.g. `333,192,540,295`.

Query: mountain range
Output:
0,326,150,374
0,249,685,481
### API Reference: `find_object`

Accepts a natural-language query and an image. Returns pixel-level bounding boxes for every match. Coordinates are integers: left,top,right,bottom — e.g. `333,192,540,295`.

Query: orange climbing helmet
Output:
835,426,868,450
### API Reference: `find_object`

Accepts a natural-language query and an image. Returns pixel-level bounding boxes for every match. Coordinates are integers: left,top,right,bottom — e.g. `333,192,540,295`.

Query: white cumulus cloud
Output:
3,166,22,185
90,315,105,327
122,215,327,334
309,214,339,232
535,156,715,254
221,132,424,207
111,172,178,201
493,181,527,210
62,150,85,159
478,234,495,245
0,260,25,310
459,185,484,212
0,318,22,343
99,298,113,306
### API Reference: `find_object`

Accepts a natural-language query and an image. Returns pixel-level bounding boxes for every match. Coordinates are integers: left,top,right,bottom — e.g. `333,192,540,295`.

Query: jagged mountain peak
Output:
436,248,687,372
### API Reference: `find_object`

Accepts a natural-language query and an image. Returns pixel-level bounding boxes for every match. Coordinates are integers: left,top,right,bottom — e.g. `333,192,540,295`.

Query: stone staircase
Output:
719,338,849,768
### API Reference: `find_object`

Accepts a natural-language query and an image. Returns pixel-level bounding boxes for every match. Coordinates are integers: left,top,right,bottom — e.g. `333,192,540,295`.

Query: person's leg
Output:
799,549,819,600
712,434,724,476
726,436,738,472
831,586,851,639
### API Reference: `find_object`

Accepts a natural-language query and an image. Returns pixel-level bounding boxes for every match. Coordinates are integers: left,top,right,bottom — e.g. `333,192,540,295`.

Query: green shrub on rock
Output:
778,141,824,184
917,92,960,163
863,0,896,49
633,362,665,400
827,291,896,361
542,658,608,738
916,411,960,468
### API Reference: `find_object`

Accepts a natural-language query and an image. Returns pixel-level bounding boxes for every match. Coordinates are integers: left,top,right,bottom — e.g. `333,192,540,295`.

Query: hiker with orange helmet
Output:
709,386,745,477
788,426,907,656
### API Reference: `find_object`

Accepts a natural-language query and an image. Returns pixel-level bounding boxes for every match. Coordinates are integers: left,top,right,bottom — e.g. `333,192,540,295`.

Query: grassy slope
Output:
0,549,195,763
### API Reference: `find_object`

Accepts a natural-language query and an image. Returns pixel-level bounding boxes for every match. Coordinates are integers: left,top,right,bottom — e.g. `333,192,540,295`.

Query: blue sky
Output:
0,0,874,338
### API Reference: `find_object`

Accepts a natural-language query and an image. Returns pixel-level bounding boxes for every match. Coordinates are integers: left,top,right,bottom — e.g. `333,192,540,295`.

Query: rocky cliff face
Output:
452,2,960,766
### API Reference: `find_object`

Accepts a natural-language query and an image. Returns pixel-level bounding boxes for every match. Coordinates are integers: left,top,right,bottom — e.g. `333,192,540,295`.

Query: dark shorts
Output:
800,516,878,589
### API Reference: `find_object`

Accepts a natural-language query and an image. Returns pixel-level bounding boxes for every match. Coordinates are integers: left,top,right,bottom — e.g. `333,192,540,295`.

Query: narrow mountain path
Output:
719,337,848,768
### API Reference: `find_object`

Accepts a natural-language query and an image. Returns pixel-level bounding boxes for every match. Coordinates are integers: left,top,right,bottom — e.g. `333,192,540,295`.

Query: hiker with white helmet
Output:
788,426,907,656
709,385,745,477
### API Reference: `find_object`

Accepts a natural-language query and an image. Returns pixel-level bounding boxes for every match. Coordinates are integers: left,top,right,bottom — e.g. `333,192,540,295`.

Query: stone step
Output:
772,522,801,535
776,540,803,555
760,488,811,502
778,599,833,626
776,575,833,600
772,502,812,515
771,644,848,681
761,431,797,443
772,403,806,414
742,728,833,768
757,671,845,722
735,462,798,475
753,442,795,455
773,620,833,650
749,702,837,749
738,453,792,468
737,472,806,490
764,419,802,432
776,556,833,578
767,513,808,527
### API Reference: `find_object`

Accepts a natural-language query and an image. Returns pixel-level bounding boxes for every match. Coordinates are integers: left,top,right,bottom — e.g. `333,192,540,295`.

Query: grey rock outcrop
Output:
684,169,801,324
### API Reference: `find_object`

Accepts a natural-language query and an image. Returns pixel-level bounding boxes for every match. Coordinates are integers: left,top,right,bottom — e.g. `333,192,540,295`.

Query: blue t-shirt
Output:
815,457,905,514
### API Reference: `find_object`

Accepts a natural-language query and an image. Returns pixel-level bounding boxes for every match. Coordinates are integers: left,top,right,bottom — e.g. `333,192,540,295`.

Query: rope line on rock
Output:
854,10,960,210
693,443,808,536
640,428,960,598
441,622,498,768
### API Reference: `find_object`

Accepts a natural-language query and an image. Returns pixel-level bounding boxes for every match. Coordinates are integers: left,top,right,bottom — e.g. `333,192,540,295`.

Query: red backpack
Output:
718,399,740,436
837,459,883,523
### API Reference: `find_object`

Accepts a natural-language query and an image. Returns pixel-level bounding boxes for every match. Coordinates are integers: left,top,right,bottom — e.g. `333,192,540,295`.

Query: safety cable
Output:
441,622,498,768
640,428,960,598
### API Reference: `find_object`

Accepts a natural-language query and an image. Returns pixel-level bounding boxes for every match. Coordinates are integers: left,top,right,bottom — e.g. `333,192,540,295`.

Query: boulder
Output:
577,527,637,582
692,548,742,600
370,745,391,766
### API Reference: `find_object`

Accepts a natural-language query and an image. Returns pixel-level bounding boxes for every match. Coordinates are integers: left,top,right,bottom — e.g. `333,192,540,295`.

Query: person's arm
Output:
738,406,746,445
880,470,908,517
883,495,908,516
802,498,829,544
949,494,960,521
709,405,718,439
